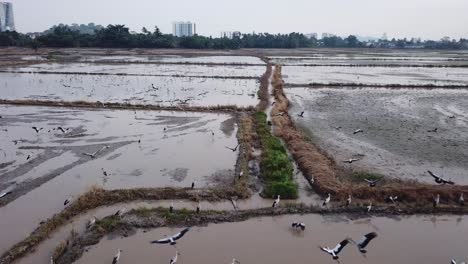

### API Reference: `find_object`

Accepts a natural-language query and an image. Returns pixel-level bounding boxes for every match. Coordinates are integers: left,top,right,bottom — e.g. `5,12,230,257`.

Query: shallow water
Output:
77,55,265,65
75,214,468,264
283,66,468,86
286,87,468,184
0,73,259,107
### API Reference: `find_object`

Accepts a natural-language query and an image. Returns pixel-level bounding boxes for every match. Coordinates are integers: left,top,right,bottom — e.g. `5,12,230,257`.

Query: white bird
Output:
82,145,109,159
150,228,190,245
353,129,363,135
459,193,465,206
292,222,306,230
346,194,352,207
350,232,378,254
319,239,350,260
64,196,73,206
322,193,331,207
112,249,122,264
196,201,201,213
367,202,372,213
170,251,179,264
0,191,12,199
231,258,240,264
388,196,398,204
343,158,359,164
451,259,466,264
272,195,280,208
115,207,126,217
50,256,54,264
87,216,96,229
433,194,440,208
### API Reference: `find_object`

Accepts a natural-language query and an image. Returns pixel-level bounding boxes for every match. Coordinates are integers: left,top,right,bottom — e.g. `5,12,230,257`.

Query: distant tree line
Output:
0,24,467,50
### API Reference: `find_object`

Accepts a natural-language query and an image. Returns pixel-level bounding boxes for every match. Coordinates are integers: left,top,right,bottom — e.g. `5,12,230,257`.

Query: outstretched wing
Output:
443,179,455,185
332,239,350,255
173,228,190,241
427,170,440,180
150,237,171,244
318,246,331,254
357,232,378,249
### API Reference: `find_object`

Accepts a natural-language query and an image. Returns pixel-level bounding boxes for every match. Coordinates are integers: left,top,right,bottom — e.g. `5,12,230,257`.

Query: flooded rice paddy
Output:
0,73,259,107
286,87,468,184
75,214,468,264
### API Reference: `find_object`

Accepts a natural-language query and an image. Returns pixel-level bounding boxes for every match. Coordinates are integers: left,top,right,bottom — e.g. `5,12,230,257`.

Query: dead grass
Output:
256,63,272,111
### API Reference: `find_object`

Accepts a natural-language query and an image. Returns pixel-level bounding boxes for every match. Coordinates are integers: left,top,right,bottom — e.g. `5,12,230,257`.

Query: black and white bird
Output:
292,222,306,230
115,207,126,217
151,84,159,90
225,144,240,152
170,251,179,264
87,216,96,229
150,228,190,245
231,258,240,264
323,193,331,207
57,127,67,133
32,126,43,133
0,191,12,199
112,249,122,264
459,193,464,206
433,194,440,208
298,111,305,118
451,259,466,264
353,129,363,135
319,239,350,260
64,196,72,206
364,179,379,187
388,196,398,204
346,194,352,207
82,145,109,159
102,169,108,177
350,232,378,254
427,171,454,185
343,158,359,164
169,201,174,213
272,195,280,208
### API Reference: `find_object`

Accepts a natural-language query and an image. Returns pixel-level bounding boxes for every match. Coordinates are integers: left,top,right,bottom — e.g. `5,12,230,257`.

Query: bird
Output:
350,232,378,254
427,171,454,185
364,179,379,187
0,191,12,199
191,181,195,189
323,193,331,207
64,196,72,206
459,193,464,206
367,202,372,213
211,131,215,136
449,115,456,119
272,195,280,208
196,202,201,213
319,239,350,260
427,128,438,133
388,196,398,204
102,169,108,177
275,112,286,116
150,228,190,245
169,201,174,213
231,258,240,264
291,222,306,230
353,129,363,135
271,101,276,106
57,127,67,133
298,111,305,118
225,143,240,152
87,216,96,229
433,194,440,208
26,155,31,160
345,194,352,207
451,259,466,264
32,127,43,133
115,207,126,217
343,158,359,164
112,249,122,264
151,84,159,90
82,145,109,159
170,251,179,264
50,256,54,264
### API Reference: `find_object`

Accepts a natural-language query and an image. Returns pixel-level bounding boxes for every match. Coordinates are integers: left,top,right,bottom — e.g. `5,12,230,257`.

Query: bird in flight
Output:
319,239,350,260
64,196,73,206
451,259,466,264
343,158,360,164
170,251,179,264
349,232,378,254
298,111,305,118
150,228,190,245
353,129,363,135
32,127,43,133
225,143,240,152
0,191,12,199
82,145,109,159
427,171,454,185
364,179,379,187
291,222,306,231
427,128,438,133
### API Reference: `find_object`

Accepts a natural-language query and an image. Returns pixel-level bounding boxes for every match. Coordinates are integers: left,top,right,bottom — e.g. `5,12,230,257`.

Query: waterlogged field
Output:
75,55,266,65
282,65,468,86
0,73,259,107
270,56,468,66
0,105,238,253
286,87,468,184
5,62,265,78
75,214,468,264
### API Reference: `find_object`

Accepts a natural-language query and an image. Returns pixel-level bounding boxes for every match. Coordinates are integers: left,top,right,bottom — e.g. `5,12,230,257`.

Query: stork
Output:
169,251,179,264
433,194,440,208
298,111,305,118
319,239,350,260
64,196,73,206
350,232,378,254
459,193,464,206
150,228,190,245
291,222,306,230
272,195,280,208
343,158,359,164
82,145,109,159
32,127,43,133
353,129,363,135
427,171,454,185
112,249,122,264
346,194,352,207
0,191,12,199
225,143,240,152
115,207,126,217
367,202,372,213
323,193,331,207
364,179,379,187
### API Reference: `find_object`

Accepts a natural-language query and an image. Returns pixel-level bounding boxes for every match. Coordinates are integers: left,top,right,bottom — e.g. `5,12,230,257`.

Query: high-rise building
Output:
0,2,15,32
172,21,196,37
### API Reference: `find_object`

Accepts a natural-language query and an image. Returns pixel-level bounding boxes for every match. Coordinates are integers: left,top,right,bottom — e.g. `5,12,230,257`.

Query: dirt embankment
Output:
270,65,468,203
256,63,272,111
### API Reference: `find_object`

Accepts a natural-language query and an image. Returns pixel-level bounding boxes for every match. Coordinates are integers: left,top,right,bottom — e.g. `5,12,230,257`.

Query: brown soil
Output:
256,63,272,111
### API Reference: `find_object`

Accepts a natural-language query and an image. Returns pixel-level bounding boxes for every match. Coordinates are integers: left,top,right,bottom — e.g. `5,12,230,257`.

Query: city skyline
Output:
4,0,468,40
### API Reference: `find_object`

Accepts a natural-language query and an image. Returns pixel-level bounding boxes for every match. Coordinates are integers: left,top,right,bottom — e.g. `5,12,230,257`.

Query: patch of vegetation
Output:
132,207,153,217
349,171,385,183
255,112,297,199
96,216,123,233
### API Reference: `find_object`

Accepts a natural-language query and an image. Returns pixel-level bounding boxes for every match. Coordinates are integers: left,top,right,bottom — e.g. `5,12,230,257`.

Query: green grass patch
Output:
349,171,385,183
132,206,153,217
255,112,297,199
96,216,122,232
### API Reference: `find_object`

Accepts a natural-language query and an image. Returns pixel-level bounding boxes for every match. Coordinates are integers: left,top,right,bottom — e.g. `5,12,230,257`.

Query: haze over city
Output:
6,0,468,39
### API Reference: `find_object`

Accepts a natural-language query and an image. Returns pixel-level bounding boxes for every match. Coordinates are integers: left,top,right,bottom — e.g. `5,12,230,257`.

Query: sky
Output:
6,0,468,40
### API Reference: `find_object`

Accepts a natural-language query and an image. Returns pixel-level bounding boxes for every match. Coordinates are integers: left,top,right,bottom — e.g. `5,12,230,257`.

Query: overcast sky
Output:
6,0,468,39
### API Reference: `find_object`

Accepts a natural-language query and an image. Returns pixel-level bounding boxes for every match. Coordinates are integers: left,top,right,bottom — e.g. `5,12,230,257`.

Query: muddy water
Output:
76,55,265,65
0,105,238,253
286,87,468,184
75,214,468,264
0,73,259,107
6,63,265,78
283,65,468,86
